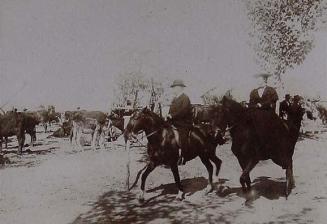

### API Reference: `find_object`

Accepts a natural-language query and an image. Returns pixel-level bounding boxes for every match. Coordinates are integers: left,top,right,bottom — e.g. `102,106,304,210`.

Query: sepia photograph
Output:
1,0,327,223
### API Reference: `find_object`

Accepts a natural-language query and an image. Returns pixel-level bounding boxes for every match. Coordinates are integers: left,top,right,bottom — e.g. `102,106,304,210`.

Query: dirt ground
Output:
1,126,327,224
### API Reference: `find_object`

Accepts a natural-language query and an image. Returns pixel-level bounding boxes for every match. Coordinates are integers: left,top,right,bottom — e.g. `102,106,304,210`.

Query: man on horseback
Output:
167,79,193,165
249,73,279,113
288,95,305,126
279,94,291,120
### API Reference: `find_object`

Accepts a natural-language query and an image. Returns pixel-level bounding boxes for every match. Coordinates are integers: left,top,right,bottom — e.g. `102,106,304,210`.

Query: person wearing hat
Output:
279,94,291,120
167,79,193,165
288,95,305,126
249,73,279,112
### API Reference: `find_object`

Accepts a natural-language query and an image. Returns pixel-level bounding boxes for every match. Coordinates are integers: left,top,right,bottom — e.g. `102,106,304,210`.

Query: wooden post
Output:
125,139,131,190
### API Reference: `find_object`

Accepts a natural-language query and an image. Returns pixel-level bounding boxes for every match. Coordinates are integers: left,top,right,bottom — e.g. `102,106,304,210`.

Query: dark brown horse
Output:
124,108,225,201
0,111,25,154
216,96,307,197
0,111,40,153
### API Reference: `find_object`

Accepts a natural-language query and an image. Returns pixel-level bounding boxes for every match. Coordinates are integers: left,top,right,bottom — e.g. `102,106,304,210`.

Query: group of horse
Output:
0,98,312,202
124,96,311,201
0,106,129,156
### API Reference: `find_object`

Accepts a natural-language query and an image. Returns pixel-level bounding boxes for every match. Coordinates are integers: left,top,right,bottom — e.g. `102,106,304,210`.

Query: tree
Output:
201,88,233,105
246,0,327,82
112,72,164,109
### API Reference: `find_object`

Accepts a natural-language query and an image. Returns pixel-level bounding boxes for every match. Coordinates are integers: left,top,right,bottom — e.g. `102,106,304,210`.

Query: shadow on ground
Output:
72,176,288,224
0,139,59,167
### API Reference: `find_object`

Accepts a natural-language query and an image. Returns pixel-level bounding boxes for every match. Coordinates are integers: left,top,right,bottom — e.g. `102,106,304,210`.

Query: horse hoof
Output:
176,190,184,200
204,186,214,195
138,191,145,202
138,196,145,203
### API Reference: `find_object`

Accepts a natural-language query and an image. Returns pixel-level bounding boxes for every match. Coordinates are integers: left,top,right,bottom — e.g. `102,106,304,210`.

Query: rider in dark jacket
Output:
167,79,192,164
279,94,291,120
249,73,278,113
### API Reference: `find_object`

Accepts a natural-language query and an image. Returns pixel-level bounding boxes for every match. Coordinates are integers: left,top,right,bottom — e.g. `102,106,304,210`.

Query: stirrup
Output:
177,153,186,165
178,156,183,165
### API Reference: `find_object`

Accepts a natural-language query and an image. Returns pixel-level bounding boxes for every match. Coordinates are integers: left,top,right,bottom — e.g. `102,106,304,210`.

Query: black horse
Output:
124,107,225,201
215,96,308,197
0,111,25,154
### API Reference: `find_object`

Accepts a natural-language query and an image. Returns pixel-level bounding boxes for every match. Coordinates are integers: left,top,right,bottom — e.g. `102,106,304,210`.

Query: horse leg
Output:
71,128,76,145
99,131,105,149
77,130,83,149
30,134,34,147
0,137,2,153
290,167,295,188
69,128,74,144
91,131,97,150
17,133,25,155
170,164,184,200
285,163,295,198
209,153,222,177
240,159,258,192
200,156,214,194
139,163,156,202
5,137,8,149
33,127,37,143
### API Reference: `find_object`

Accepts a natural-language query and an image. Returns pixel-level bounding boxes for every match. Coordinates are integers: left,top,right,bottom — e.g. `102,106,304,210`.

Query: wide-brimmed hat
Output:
170,79,186,88
293,95,302,102
254,73,272,79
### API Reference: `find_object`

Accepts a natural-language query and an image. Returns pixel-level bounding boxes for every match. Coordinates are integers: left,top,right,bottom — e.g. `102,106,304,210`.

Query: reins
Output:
128,129,160,147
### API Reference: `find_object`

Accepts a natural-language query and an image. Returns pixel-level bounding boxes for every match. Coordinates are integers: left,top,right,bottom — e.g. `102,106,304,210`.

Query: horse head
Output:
124,107,163,140
219,96,244,128
209,104,227,140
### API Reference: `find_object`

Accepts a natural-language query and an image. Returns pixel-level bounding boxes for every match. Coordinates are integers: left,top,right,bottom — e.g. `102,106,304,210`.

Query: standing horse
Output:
0,111,25,154
70,111,108,149
216,96,308,197
124,108,225,201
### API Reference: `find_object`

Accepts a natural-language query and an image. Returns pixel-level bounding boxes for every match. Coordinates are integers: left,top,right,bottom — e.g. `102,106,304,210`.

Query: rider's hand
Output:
166,114,172,120
257,103,262,108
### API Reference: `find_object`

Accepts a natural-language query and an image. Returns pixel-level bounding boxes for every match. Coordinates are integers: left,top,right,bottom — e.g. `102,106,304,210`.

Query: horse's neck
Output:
142,116,161,142
229,105,246,126
145,127,163,145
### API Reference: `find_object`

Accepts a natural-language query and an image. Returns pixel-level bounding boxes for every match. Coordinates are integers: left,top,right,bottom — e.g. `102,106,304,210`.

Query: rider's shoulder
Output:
265,86,277,92
180,93,190,99
250,88,259,94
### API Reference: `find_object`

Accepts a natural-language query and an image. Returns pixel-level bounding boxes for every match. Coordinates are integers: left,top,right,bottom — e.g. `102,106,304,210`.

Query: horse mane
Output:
142,108,166,127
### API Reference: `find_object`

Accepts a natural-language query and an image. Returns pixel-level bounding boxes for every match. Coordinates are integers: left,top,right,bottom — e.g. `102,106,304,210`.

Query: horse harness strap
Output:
145,130,159,138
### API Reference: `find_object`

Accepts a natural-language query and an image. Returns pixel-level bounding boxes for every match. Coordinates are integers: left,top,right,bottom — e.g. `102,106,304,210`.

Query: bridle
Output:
125,111,162,144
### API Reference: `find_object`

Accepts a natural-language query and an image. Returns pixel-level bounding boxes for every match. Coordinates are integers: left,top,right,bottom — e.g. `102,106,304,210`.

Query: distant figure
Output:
125,100,134,116
167,79,193,164
279,94,291,120
123,100,134,129
249,73,279,112
288,95,305,127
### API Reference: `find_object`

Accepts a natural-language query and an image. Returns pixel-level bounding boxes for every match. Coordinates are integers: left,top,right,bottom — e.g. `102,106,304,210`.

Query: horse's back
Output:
236,109,295,164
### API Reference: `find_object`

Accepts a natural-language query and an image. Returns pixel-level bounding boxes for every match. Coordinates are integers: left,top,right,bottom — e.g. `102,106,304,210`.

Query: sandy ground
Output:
1,126,327,224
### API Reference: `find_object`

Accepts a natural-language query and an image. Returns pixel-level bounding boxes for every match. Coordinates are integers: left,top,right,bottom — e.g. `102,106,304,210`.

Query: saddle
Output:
171,125,192,149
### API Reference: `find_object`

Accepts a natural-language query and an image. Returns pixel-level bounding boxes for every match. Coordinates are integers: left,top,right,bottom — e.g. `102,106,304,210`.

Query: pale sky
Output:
1,0,326,111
